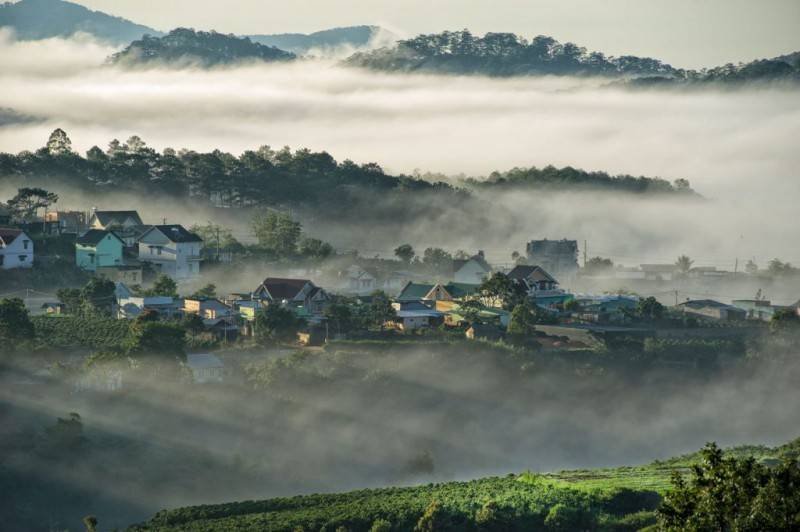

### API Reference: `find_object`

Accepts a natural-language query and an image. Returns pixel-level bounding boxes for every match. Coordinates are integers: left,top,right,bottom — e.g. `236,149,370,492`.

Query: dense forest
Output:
249,26,392,55
0,129,695,220
345,30,800,84
109,28,296,66
344,30,679,77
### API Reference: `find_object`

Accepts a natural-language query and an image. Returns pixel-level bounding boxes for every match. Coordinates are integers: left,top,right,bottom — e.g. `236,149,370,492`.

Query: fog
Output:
1,33,798,269
2,343,799,530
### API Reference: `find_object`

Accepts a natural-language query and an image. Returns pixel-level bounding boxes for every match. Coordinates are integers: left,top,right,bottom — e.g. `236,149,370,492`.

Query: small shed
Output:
186,353,224,384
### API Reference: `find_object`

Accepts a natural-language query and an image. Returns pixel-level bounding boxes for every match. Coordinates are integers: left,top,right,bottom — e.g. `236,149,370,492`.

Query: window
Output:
0,255,4,266
157,247,162,255
89,253,95,264
23,240,29,250
19,255,27,262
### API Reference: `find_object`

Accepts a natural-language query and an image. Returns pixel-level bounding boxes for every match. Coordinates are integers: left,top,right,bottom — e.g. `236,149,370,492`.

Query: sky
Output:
71,0,800,68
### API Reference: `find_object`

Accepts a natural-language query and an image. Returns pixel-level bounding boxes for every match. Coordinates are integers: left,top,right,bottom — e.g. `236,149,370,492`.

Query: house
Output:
572,295,638,323
41,302,66,315
466,323,505,341
186,353,224,384
397,282,479,303
389,302,444,331
96,265,143,284
676,299,747,321
76,229,125,271
44,211,87,234
182,297,236,320
452,252,491,284
115,224,154,248
640,264,677,281
730,299,780,321
0,228,33,269
116,295,180,320
137,225,203,280
88,209,144,230
525,239,579,281
339,264,378,295
253,277,329,315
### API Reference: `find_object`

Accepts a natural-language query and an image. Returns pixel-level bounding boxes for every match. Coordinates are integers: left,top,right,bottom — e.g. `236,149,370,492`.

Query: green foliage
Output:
83,515,98,532
507,303,537,337
657,442,800,531
32,314,131,349
635,297,664,321
0,297,34,343
124,321,186,359
544,502,596,531
145,274,179,298
80,276,117,313
324,300,355,335
255,305,306,344
414,500,447,531
583,256,614,275
252,211,303,256
369,518,392,532
766,258,799,278
5,186,58,222
110,28,296,66
478,272,526,310
770,307,800,333
191,283,217,299
421,247,453,274
394,243,415,263
368,290,396,330
473,164,694,195
674,255,694,275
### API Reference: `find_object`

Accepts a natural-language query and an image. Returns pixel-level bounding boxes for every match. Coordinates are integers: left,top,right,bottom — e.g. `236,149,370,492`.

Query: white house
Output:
186,353,225,384
88,209,144,230
339,264,378,294
0,228,33,269
137,225,203,280
453,252,491,284
253,277,330,315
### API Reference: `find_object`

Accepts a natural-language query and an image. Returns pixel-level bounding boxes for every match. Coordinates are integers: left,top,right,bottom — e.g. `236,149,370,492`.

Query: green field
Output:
129,439,798,531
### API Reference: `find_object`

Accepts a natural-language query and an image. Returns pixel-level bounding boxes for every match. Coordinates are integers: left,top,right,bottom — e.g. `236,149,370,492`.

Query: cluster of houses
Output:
1,208,204,282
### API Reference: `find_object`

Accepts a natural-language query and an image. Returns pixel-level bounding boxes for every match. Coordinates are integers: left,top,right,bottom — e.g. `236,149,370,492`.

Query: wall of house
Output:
0,233,34,270
138,233,201,280
454,260,489,284
76,235,123,272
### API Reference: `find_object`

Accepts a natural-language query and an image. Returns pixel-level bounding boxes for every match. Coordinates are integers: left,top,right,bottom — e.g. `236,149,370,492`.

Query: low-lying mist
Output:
1,33,798,266
2,343,799,530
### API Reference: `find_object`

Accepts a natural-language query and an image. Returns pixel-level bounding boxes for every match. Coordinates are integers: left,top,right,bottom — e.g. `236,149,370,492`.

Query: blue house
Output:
76,229,125,271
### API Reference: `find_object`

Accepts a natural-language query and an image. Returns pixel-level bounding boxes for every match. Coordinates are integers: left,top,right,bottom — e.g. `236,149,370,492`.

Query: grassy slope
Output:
129,439,798,531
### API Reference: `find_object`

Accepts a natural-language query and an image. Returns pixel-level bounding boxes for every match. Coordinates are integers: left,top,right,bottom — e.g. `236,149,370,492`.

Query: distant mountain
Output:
249,25,396,55
0,0,161,44
109,28,295,67
344,30,680,77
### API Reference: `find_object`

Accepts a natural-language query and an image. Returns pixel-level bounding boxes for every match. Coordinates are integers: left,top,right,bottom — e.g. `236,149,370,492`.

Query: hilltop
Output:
0,0,160,44
249,25,396,56
129,438,799,531
345,29,800,85
109,28,295,67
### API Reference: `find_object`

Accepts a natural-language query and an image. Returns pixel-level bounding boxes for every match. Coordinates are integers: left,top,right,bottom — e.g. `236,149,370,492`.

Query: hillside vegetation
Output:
109,28,295,67
130,439,800,531
345,29,800,85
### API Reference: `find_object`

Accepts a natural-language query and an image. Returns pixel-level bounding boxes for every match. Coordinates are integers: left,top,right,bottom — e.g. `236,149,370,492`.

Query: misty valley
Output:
2,0,800,531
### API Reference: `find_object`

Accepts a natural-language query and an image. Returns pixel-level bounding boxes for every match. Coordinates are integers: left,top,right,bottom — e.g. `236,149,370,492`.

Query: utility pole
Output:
674,290,678,306
734,258,738,275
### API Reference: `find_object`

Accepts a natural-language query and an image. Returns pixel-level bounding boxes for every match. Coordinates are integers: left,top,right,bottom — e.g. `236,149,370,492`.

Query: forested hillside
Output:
0,0,160,43
345,29,800,85
344,30,678,77
0,130,696,223
109,28,295,67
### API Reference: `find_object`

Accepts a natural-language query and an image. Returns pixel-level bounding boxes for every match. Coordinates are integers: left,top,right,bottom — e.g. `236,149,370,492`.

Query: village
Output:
3,197,800,390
